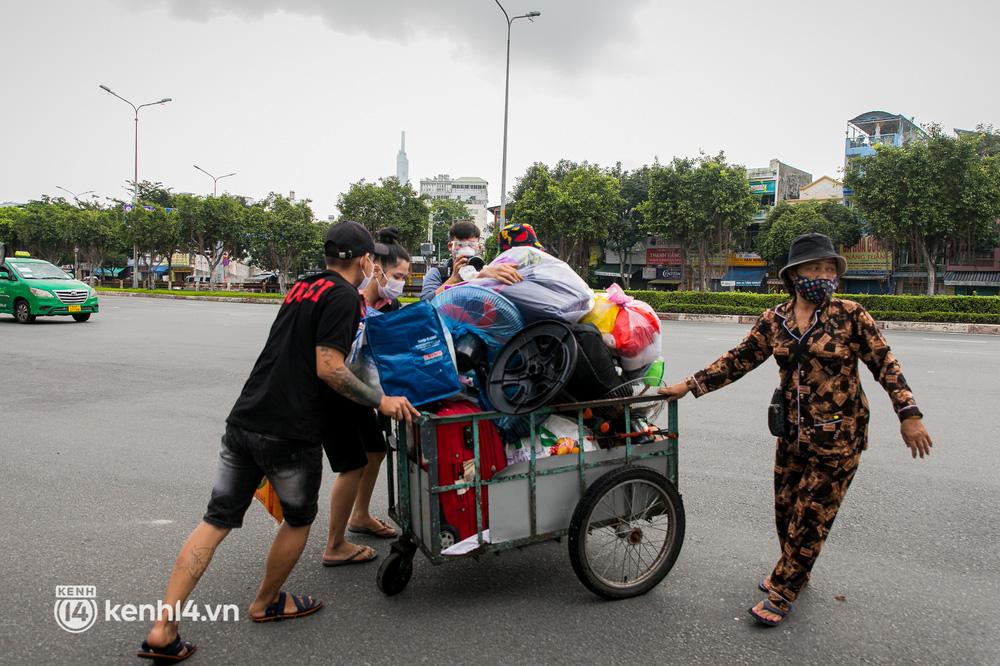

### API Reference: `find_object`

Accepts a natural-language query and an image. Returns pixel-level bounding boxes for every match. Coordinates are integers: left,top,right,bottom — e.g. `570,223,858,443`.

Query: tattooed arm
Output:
316,346,420,422
316,345,383,408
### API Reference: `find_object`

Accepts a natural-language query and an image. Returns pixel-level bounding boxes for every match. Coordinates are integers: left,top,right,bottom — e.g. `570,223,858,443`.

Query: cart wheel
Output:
440,525,460,550
377,541,415,597
568,466,685,600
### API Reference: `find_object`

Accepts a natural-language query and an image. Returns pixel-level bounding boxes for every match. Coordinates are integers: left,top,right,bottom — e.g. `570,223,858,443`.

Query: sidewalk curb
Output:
656,311,1000,336
99,291,1000,335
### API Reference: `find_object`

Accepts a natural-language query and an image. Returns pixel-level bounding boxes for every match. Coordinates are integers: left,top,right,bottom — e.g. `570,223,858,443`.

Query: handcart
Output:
378,395,684,600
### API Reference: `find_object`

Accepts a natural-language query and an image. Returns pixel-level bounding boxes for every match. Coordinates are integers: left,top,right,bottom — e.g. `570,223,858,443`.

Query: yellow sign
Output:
841,236,891,272
707,252,768,267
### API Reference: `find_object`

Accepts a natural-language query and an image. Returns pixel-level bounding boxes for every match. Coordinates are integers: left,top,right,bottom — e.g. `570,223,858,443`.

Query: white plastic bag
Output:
469,247,594,324
505,415,596,466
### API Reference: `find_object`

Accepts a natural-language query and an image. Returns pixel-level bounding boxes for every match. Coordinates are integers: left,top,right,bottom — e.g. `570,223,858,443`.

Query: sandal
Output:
251,591,323,623
322,545,378,567
758,576,771,593
348,517,398,539
748,596,792,627
137,634,197,662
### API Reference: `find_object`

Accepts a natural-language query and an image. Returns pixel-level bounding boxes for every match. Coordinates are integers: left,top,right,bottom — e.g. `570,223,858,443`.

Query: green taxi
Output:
0,250,100,324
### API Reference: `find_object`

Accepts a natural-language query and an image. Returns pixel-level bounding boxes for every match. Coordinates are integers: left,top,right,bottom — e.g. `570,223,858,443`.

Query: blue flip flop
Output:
251,591,323,623
137,634,197,662
758,577,771,593
748,597,792,627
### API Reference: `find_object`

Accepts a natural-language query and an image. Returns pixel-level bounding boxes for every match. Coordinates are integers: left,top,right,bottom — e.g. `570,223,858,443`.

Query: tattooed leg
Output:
151,522,230,632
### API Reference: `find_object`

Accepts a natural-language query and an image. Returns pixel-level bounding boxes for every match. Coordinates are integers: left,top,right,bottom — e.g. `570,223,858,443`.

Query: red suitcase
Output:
430,401,507,542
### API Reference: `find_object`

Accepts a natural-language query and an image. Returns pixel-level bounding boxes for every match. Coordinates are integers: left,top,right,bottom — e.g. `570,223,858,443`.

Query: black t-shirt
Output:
228,270,362,445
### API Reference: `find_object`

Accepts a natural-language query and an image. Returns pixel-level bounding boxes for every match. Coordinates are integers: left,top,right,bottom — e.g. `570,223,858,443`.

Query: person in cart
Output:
137,221,419,663
659,233,933,627
322,227,411,560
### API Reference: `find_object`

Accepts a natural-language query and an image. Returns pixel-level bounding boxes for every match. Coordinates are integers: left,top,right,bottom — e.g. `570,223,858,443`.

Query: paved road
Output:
2,296,998,665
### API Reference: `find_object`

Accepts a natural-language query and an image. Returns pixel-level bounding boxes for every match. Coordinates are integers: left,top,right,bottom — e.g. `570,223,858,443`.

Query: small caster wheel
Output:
376,550,413,596
440,524,460,550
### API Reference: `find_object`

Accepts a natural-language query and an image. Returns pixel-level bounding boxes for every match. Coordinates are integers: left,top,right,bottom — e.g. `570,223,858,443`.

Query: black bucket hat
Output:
778,232,847,280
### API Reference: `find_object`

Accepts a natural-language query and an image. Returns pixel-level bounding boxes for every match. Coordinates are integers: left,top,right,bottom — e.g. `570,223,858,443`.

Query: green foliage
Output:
124,204,181,288
174,193,249,285
429,198,473,249
757,201,864,267
844,126,1000,295
510,161,624,271
127,181,175,207
625,290,1000,323
98,287,285,299
247,193,322,291
640,154,758,290
336,177,429,252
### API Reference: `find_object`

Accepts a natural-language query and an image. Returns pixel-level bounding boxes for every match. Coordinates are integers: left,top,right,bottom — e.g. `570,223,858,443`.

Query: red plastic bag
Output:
612,299,660,357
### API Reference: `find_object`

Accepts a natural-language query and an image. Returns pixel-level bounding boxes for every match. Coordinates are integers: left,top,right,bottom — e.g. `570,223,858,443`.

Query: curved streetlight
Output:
193,165,237,197
99,84,172,287
494,2,541,225
55,186,95,203
56,186,96,278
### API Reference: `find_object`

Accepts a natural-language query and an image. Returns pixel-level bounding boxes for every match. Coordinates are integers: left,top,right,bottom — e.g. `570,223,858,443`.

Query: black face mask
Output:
794,276,837,303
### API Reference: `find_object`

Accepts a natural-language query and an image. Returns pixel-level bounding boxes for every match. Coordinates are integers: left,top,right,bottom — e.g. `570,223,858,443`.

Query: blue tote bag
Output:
364,300,461,406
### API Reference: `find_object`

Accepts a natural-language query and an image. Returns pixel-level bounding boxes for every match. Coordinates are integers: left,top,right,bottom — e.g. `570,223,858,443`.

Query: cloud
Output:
122,0,651,73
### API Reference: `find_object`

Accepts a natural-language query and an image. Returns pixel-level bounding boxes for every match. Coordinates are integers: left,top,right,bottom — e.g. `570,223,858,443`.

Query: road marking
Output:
141,519,174,525
919,338,988,344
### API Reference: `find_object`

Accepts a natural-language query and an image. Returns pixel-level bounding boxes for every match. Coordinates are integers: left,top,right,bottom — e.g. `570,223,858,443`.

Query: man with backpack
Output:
419,221,522,300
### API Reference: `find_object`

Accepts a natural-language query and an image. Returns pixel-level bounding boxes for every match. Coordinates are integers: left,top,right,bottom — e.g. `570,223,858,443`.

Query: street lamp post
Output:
192,165,237,197
494,2,540,226
99,84,172,287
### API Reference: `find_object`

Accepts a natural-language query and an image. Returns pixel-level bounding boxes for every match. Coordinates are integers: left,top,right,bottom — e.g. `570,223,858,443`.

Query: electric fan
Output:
431,285,524,367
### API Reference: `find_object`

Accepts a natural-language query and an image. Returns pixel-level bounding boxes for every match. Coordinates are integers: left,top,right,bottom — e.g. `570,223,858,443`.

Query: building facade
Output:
420,174,489,206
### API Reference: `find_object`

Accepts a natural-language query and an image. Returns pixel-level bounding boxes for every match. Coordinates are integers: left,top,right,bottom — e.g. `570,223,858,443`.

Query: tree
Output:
175,193,248,287
844,126,1000,295
641,154,758,290
510,162,624,273
124,204,180,288
605,164,650,288
59,205,126,278
757,201,864,268
11,198,72,262
429,198,473,254
336,177,429,251
247,193,322,292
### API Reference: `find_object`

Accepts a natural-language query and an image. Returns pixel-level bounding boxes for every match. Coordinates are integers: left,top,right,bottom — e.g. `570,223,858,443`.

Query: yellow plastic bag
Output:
254,478,284,524
581,295,620,334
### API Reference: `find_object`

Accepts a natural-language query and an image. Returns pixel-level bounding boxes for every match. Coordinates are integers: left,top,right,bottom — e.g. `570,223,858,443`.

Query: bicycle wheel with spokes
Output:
568,466,685,599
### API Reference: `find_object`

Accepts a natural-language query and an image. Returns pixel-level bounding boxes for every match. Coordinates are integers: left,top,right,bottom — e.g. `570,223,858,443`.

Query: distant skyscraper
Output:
396,131,409,184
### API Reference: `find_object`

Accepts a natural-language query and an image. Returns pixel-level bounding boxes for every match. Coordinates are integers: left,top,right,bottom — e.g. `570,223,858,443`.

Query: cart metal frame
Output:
384,395,679,568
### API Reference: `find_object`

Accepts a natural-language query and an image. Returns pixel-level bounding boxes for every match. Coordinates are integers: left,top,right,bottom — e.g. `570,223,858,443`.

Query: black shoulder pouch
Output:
768,333,811,437
767,387,787,437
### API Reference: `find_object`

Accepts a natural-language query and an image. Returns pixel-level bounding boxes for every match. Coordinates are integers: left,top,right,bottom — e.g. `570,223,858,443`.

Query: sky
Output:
2,0,997,219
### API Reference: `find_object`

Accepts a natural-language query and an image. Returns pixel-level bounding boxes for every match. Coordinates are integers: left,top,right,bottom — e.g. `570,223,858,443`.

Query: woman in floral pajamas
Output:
660,233,934,626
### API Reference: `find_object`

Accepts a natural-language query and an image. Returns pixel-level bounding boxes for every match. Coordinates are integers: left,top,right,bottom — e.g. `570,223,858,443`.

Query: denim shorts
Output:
203,424,323,528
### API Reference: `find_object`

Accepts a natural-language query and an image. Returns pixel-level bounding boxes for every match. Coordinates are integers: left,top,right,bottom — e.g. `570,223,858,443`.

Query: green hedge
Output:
624,290,1000,324
627,290,1000,315
98,287,285,299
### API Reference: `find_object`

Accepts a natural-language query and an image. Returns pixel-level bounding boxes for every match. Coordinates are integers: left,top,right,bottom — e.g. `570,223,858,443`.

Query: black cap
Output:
778,233,847,279
324,221,389,260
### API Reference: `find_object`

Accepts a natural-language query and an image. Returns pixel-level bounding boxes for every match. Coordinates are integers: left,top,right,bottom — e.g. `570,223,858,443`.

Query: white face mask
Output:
358,255,375,290
378,276,406,301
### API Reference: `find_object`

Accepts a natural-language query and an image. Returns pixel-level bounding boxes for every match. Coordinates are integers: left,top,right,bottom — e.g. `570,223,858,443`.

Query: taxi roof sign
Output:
14,251,31,257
